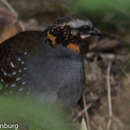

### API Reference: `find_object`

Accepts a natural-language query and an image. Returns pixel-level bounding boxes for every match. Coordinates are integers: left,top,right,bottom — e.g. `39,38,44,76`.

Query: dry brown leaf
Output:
0,6,23,43
0,22,22,43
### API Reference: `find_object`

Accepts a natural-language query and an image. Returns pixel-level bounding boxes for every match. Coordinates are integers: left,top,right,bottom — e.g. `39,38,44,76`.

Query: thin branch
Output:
1,0,25,31
18,21,25,31
83,93,91,130
107,61,113,117
73,103,92,122
1,0,18,18
106,61,113,130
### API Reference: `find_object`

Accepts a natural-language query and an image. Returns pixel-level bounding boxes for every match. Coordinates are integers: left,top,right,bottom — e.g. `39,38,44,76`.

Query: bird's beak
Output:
80,27,102,40
80,34,91,39
89,27,102,36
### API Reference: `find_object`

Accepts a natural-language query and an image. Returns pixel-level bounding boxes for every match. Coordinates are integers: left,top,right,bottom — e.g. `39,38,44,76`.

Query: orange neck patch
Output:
47,32,56,47
67,43,80,53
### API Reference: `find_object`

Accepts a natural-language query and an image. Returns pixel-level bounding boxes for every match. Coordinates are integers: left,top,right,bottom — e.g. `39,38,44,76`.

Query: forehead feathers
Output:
66,19,93,28
54,18,93,29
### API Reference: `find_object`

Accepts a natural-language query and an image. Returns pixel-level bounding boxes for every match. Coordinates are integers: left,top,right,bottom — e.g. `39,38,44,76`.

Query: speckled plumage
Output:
0,31,43,91
0,31,85,105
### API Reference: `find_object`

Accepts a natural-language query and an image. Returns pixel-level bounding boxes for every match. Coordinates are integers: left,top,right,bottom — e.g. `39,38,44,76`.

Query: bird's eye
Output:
81,25,90,30
84,25,90,29
79,25,91,33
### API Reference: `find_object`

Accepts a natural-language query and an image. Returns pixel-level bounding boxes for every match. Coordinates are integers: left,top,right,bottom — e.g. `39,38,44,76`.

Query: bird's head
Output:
44,17,102,54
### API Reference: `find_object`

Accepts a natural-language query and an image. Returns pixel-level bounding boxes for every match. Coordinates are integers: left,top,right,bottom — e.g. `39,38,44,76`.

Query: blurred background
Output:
0,0,130,130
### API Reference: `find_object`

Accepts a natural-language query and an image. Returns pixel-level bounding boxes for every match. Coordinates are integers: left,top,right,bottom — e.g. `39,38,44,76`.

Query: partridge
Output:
0,17,101,105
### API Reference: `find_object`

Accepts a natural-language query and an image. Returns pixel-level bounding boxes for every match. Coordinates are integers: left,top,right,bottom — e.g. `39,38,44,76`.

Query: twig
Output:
1,0,18,18
1,0,25,31
106,61,113,130
73,103,92,122
18,21,25,31
83,93,91,130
